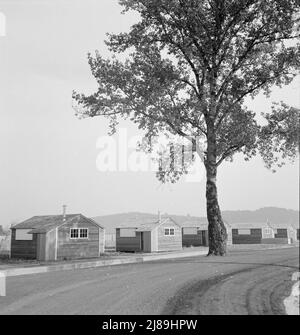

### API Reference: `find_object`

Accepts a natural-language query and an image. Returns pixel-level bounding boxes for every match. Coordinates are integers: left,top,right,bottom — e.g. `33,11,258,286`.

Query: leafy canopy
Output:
73,0,300,179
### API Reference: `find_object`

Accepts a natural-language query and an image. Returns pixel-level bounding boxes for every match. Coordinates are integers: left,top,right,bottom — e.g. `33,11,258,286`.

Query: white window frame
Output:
70,228,79,239
70,228,89,240
264,228,272,235
164,228,175,236
79,228,88,239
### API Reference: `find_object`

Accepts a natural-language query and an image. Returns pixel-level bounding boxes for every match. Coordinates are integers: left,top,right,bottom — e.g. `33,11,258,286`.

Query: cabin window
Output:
15,229,33,240
119,228,136,237
264,228,272,235
70,228,89,239
79,228,88,239
70,228,79,239
183,227,197,235
164,228,175,236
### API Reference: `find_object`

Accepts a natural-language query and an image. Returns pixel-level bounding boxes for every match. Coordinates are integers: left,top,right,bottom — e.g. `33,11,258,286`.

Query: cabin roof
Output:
115,217,181,232
290,222,300,229
229,222,271,229
94,212,209,233
135,223,159,232
134,217,181,232
12,214,104,233
179,220,208,229
268,222,297,229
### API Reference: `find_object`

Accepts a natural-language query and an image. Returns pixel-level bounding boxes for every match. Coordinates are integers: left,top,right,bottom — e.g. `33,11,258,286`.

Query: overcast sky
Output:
0,0,299,228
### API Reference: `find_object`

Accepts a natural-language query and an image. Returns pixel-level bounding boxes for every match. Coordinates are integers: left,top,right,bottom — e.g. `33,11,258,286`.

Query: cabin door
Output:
201,231,207,246
140,232,151,252
140,232,144,251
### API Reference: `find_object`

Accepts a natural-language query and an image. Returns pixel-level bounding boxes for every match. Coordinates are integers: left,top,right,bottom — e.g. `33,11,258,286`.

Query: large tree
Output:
73,0,300,255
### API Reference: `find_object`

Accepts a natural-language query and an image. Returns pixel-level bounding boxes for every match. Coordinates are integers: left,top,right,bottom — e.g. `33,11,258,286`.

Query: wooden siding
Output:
10,229,37,259
104,232,116,251
46,229,56,261
151,229,158,252
157,220,182,252
57,217,102,260
142,231,151,252
232,228,262,244
36,233,46,261
226,226,233,245
116,229,142,252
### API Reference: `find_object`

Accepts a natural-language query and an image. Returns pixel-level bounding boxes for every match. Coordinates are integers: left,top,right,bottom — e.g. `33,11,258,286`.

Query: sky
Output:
0,0,299,228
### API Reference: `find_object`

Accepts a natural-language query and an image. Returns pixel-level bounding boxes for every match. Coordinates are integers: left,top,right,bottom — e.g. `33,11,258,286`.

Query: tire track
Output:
163,256,299,315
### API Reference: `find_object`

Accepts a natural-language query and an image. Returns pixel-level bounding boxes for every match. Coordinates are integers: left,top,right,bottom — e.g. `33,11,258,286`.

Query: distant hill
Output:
92,207,298,232
221,207,299,225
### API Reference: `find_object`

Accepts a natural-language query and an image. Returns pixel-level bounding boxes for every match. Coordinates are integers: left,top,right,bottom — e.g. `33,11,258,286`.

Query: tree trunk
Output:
205,119,227,256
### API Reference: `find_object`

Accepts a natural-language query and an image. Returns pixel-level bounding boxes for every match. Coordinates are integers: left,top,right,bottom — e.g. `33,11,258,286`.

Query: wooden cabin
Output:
229,222,298,244
267,222,298,243
116,217,182,253
93,212,158,252
230,222,273,244
10,214,105,261
180,219,233,247
180,220,209,247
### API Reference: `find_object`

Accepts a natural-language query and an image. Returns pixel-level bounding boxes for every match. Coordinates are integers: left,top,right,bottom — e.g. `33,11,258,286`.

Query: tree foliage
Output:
259,103,300,171
73,0,300,175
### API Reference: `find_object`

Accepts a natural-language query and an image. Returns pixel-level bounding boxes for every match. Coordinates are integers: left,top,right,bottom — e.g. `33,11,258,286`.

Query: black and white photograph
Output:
0,0,299,324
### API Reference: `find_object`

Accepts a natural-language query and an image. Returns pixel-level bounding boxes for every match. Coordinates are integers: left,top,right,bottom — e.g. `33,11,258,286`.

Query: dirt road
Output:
0,247,298,315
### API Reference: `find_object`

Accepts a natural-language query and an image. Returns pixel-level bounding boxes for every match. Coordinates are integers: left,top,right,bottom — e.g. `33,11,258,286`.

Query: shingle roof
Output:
12,214,103,233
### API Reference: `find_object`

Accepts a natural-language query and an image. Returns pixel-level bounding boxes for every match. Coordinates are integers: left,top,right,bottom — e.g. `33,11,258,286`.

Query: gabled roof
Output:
93,212,210,233
135,217,181,232
12,214,104,234
290,222,300,229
